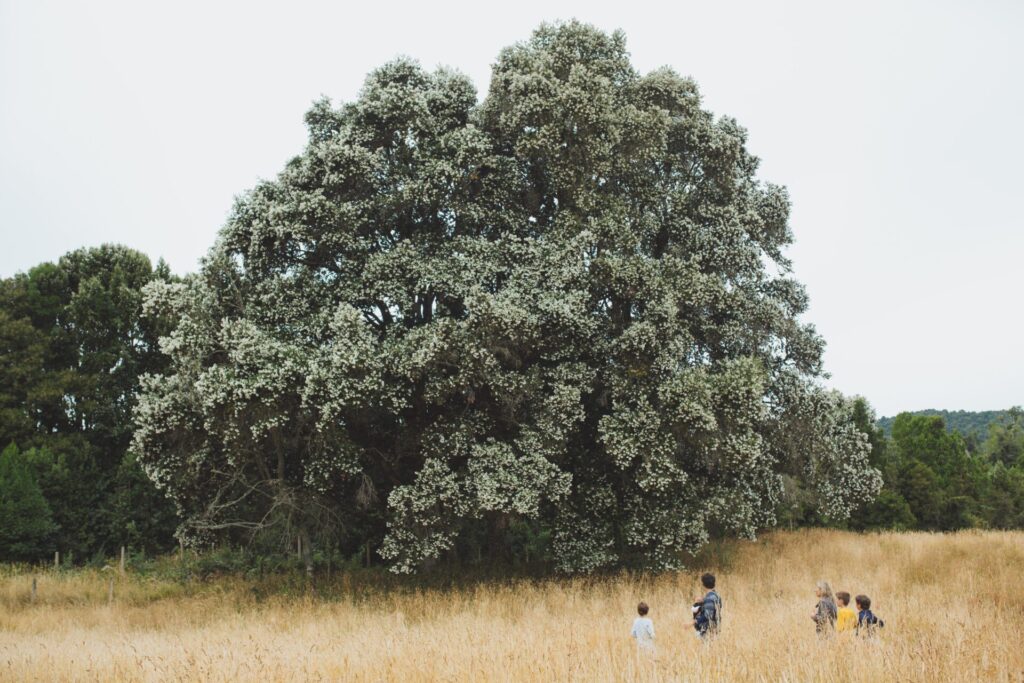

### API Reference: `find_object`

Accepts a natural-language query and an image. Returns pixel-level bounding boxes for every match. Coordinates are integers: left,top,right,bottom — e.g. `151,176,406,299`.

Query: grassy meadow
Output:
1,529,1022,682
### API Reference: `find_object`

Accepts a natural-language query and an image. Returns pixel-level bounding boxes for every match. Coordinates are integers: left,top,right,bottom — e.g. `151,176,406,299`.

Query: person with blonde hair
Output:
810,580,837,634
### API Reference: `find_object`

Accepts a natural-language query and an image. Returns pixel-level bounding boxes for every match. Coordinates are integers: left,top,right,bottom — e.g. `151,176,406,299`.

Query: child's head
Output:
701,573,716,590
836,591,850,607
855,594,871,610
637,602,649,616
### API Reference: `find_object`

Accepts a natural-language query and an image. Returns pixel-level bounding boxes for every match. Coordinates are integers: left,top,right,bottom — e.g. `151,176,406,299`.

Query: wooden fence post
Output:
120,546,126,575
108,578,114,604
54,551,59,570
31,577,37,602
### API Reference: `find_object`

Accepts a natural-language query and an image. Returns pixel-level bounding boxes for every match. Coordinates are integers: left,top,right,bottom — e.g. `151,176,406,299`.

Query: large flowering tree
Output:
133,22,880,573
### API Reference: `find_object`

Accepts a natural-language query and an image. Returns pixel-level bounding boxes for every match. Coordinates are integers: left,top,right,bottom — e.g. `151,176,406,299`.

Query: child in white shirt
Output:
631,601,655,654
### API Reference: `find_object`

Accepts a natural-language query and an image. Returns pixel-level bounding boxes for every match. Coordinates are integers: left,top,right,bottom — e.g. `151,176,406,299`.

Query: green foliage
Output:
888,413,988,530
842,408,1024,534
108,451,180,554
20,442,100,556
0,444,56,561
986,463,1024,528
849,488,917,531
980,407,1024,466
0,310,46,447
877,409,1010,441
0,246,180,562
897,459,945,529
851,398,887,472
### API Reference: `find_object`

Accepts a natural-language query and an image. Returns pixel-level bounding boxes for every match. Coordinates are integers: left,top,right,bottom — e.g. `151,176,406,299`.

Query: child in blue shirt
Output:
691,573,722,638
855,594,884,636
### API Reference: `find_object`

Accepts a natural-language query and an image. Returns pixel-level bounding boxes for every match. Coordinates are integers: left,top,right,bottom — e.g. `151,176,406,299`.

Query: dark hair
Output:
855,594,871,610
701,573,716,589
836,591,850,606
637,601,649,616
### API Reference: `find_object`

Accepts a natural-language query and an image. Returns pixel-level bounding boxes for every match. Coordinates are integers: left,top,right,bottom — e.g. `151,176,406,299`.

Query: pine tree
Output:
0,443,56,561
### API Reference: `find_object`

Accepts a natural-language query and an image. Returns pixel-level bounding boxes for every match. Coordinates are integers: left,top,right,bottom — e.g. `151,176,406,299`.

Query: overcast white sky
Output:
1,0,1021,416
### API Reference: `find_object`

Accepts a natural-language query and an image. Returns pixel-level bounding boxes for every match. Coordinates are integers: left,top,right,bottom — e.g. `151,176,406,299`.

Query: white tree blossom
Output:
133,21,880,573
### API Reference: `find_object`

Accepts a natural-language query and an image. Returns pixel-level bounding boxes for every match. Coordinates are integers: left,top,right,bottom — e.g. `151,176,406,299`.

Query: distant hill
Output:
877,409,1010,437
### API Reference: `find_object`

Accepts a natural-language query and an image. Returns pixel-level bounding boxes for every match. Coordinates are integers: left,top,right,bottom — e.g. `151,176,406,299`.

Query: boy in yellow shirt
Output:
835,591,857,633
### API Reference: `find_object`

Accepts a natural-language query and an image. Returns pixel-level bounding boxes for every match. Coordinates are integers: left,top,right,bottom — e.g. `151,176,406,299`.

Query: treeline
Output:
785,401,1024,531
877,409,1010,443
4,246,1022,567
0,245,178,562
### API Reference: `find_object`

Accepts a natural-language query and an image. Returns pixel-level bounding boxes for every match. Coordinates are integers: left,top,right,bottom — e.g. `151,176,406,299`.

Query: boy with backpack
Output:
691,573,722,639
855,594,885,636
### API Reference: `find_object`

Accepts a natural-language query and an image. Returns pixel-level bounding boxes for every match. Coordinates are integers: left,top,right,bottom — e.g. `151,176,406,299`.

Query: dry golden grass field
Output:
1,529,1022,682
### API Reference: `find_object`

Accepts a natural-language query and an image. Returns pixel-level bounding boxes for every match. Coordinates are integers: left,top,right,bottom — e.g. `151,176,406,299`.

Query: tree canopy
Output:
133,22,880,573
0,245,178,559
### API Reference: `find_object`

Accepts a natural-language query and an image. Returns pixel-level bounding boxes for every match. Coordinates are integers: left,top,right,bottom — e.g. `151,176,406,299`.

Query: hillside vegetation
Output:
877,409,1010,438
1,529,1021,682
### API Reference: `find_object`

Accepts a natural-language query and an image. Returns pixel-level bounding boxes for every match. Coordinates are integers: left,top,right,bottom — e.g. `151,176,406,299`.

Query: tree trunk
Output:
487,512,510,565
299,528,314,591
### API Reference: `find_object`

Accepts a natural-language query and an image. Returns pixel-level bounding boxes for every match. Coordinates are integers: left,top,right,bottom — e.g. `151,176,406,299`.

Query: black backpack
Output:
859,610,884,630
